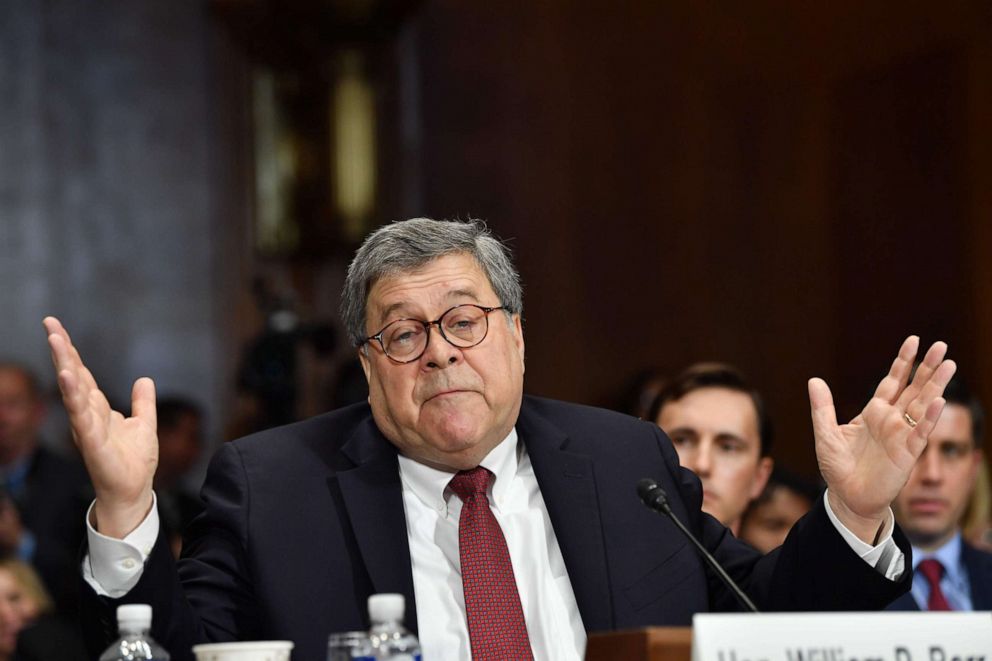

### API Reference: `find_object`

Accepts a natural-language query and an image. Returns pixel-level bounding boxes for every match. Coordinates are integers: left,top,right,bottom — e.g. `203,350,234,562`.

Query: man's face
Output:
0,369,43,463
738,485,812,554
157,412,203,483
358,253,526,470
656,386,772,533
0,568,27,656
893,403,981,551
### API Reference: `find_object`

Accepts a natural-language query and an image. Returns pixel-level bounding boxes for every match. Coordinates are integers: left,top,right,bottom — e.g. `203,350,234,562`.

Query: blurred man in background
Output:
153,396,205,557
0,363,91,615
889,374,992,610
739,468,820,553
650,363,773,536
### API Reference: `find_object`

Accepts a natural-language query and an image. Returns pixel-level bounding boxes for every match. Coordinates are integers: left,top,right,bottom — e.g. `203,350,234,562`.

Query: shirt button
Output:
121,558,136,570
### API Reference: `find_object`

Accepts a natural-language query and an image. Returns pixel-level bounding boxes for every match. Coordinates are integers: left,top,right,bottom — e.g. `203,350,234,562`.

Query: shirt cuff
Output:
823,489,905,581
81,494,161,598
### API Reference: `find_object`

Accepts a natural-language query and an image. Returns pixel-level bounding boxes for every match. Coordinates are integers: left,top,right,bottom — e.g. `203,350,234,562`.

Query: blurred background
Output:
2,0,990,479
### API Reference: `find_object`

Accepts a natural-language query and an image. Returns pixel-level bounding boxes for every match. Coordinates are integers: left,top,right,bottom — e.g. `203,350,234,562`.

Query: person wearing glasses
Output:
47,218,955,661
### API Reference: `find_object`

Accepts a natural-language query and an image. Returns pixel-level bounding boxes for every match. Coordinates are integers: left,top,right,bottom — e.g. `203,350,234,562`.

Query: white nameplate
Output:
692,612,992,661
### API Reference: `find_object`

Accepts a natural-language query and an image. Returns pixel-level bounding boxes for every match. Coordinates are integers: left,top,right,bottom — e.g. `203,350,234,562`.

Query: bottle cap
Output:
368,594,405,623
117,604,152,631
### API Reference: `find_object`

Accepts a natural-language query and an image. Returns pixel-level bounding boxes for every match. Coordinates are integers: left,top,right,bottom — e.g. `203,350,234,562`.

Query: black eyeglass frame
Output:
359,304,507,364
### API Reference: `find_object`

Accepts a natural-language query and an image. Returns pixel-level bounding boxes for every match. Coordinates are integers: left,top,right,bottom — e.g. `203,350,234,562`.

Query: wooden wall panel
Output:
410,1,991,474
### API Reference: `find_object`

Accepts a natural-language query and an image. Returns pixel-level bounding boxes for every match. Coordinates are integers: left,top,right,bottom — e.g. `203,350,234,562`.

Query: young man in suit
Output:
46,218,956,660
651,364,774,536
889,375,992,610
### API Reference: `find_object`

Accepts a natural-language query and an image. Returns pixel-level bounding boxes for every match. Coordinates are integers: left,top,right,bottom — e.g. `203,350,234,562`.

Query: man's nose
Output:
918,449,943,483
421,324,461,369
694,441,713,476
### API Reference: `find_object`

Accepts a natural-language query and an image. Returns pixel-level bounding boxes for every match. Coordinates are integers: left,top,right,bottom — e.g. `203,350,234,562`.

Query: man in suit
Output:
650,363,774,536
46,218,956,660
0,363,91,615
888,374,992,610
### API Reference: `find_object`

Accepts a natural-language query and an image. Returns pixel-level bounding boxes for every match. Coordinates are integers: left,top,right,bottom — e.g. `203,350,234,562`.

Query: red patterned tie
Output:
917,558,952,611
449,467,533,660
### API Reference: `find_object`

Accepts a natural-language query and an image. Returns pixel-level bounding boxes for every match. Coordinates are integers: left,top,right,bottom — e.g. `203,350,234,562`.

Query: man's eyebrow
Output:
936,438,975,449
377,301,414,323
444,288,482,303
376,289,483,324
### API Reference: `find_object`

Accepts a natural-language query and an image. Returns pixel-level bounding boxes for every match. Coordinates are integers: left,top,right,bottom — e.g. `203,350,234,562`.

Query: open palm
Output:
810,337,956,538
44,317,158,538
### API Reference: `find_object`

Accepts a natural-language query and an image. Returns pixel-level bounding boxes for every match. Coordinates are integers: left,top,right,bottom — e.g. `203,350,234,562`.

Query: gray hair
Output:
341,218,523,346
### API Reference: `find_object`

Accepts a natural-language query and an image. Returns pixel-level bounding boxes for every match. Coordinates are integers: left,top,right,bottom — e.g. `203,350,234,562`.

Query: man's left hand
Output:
809,336,956,544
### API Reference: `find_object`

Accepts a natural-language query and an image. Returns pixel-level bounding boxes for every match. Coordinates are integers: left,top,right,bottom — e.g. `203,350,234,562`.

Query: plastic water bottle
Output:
367,594,421,661
328,630,375,660
99,604,170,661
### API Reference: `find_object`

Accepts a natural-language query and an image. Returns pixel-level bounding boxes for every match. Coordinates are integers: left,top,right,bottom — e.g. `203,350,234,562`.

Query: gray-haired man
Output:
48,218,954,660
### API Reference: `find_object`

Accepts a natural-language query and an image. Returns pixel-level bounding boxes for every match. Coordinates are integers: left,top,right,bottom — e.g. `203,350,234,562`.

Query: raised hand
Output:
43,317,158,539
809,336,956,543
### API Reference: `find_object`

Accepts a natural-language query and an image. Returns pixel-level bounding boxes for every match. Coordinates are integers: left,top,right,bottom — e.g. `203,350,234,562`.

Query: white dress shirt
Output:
84,428,905,660
908,533,972,610
398,428,585,660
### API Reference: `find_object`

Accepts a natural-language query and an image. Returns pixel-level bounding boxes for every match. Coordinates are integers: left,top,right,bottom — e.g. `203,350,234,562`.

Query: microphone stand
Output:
638,478,759,613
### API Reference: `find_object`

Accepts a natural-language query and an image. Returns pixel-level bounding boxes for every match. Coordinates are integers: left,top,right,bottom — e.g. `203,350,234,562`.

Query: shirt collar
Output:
912,531,966,586
397,428,520,514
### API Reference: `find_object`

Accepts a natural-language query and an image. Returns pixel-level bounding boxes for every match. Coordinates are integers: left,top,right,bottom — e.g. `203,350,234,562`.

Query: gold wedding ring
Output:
904,412,918,428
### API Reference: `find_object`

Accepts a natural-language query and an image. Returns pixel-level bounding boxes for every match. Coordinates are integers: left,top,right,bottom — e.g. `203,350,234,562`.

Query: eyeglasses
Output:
361,304,506,364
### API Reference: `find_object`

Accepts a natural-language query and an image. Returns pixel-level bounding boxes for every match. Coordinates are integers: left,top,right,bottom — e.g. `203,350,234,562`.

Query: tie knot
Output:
449,466,493,501
918,558,945,584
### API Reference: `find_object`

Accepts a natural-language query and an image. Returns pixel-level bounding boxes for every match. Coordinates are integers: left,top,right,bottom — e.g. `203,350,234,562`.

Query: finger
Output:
904,359,957,424
907,397,948,458
44,318,85,379
872,336,920,404
46,326,78,374
131,377,157,430
48,335,88,406
42,316,69,350
43,317,100,398
47,325,111,420
895,341,948,411
51,331,113,450
808,377,839,431
56,368,100,447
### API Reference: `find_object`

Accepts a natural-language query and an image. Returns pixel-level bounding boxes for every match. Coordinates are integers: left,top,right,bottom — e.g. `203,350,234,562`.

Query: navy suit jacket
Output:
887,540,992,610
81,397,910,660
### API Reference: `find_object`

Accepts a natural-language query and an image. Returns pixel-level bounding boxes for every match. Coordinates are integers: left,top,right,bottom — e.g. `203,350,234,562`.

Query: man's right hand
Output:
44,317,157,539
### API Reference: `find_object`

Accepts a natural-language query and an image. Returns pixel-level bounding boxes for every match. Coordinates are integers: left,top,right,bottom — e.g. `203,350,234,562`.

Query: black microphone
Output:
637,478,759,613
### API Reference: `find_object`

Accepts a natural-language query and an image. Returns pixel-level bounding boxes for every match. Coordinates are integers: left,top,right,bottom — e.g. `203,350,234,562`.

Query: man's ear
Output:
968,448,984,486
358,347,372,384
750,456,774,500
512,314,525,370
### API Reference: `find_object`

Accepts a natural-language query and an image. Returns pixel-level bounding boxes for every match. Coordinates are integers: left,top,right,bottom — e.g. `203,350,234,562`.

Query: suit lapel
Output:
961,542,992,610
335,419,419,633
517,401,614,632
886,592,920,611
